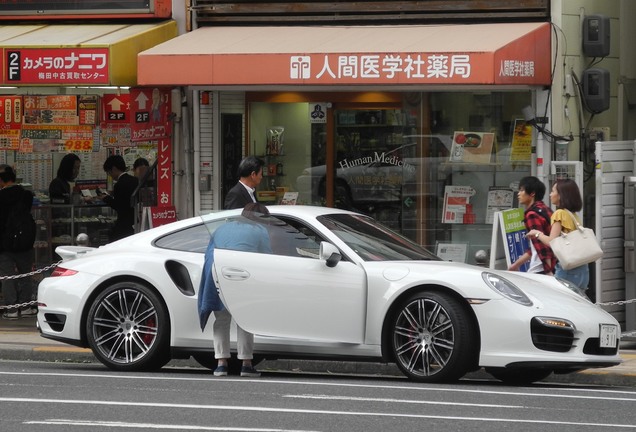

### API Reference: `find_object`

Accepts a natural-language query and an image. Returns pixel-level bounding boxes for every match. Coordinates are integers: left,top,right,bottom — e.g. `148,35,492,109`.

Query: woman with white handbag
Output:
527,178,594,292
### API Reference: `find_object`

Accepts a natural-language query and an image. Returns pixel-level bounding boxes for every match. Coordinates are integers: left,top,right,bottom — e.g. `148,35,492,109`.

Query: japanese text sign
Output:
4,48,109,85
129,87,172,142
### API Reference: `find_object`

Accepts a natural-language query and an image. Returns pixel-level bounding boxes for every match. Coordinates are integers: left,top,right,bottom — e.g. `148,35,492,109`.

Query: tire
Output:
486,368,553,385
86,281,171,371
390,291,477,383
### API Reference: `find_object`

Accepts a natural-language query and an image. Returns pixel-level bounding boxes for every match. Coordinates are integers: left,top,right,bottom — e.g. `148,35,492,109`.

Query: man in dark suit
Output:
224,156,265,209
98,155,139,242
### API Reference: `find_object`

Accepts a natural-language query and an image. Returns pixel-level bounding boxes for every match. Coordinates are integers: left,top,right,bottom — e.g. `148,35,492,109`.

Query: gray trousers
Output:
212,308,254,360
0,250,35,308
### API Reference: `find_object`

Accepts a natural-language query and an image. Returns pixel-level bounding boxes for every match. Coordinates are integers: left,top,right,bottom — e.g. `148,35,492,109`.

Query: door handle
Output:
220,267,250,280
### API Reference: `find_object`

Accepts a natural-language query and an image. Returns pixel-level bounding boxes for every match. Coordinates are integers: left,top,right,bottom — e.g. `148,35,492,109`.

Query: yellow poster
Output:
510,119,533,162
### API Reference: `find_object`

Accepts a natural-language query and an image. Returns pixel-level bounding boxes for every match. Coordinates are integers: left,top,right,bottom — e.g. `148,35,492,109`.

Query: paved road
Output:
2,360,636,432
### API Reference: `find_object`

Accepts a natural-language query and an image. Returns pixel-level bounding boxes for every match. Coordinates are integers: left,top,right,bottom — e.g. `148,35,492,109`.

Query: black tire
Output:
390,291,477,383
486,368,553,385
86,281,171,371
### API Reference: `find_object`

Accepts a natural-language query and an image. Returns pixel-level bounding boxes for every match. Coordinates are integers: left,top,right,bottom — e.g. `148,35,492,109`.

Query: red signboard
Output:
4,48,109,85
101,94,131,124
156,137,172,207
0,95,22,149
129,87,172,142
150,206,177,227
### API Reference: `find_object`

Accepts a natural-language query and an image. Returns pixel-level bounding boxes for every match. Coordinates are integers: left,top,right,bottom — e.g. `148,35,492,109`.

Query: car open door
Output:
213,248,367,343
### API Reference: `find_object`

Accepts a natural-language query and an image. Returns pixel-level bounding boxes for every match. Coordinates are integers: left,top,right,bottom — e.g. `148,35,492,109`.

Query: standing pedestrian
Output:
49,153,81,204
509,176,555,275
98,155,139,242
528,178,588,291
198,203,273,377
224,156,265,209
0,166,36,319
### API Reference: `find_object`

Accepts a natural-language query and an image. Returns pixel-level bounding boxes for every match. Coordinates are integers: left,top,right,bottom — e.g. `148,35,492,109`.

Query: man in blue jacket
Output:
198,203,272,377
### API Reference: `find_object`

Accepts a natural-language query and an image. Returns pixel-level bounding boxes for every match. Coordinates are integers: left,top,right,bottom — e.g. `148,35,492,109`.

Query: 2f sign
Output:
7,51,21,81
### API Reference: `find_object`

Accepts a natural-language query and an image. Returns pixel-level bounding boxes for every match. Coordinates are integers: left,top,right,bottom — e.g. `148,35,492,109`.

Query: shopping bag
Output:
550,211,603,270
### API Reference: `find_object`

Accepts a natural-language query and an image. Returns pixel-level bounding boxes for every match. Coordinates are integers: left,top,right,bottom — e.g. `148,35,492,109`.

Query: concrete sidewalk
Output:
1,316,635,387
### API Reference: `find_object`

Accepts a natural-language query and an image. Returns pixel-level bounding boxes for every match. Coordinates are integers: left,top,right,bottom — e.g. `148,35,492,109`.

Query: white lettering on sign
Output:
22,53,107,71
292,54,472,81
338,152,416,174
499,60,535,77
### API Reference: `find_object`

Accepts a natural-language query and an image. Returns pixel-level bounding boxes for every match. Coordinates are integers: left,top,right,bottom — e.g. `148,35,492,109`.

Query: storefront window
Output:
248,90,532,264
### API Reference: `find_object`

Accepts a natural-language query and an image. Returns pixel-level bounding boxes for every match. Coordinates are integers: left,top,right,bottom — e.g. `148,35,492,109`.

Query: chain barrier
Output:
0,260,62,312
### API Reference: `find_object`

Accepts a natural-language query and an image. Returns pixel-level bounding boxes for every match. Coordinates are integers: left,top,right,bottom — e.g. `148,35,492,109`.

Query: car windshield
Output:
317,213,440,262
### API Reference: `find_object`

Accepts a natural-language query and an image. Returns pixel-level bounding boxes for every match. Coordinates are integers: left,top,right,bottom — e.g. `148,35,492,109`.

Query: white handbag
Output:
550,210,603,270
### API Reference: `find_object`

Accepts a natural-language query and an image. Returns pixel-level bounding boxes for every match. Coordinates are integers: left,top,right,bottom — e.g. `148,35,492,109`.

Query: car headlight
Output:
482,272,533,306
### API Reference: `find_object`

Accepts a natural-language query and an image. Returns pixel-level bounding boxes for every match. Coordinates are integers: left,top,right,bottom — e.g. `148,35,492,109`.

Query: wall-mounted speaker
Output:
583,15,610,57
582,68,610,113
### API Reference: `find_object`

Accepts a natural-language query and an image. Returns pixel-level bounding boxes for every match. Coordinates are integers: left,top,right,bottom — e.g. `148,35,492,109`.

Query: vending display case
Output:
33,204,116,264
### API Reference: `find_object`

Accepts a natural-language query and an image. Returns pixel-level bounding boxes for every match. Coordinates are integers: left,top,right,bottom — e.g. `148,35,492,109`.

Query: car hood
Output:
364,260,594,306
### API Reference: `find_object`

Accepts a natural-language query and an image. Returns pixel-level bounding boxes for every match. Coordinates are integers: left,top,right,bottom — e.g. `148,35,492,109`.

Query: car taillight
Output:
50,267,78,277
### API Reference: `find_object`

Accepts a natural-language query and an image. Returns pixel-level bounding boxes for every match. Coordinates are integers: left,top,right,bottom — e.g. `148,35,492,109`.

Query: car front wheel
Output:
86,281,170,371
391,291,477,383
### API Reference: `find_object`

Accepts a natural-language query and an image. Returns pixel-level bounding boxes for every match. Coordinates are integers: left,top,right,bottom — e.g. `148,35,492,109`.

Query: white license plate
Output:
599,324,618,348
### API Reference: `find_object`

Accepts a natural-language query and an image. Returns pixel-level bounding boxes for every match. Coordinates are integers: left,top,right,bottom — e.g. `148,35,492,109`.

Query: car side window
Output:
154,222,221,253
268,217,323,259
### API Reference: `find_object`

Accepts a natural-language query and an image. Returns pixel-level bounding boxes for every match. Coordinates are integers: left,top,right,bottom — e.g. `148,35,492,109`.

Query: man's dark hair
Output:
57,153,81,181
0,165,16,183
237,156,265,178
133,157,150,169
519,176,546,201
242,202,271,222
103,155,127,173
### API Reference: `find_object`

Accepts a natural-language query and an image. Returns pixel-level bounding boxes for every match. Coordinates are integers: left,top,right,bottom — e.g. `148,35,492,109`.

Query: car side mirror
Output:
319,241,341,268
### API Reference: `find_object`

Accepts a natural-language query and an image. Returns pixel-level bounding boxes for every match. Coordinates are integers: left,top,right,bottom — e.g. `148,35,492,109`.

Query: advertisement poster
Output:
436,242,468,263
510,119,533,162
485,187,515,224
130,87,172,142
441,185,475,224
0,95,22,149
449,131,495,164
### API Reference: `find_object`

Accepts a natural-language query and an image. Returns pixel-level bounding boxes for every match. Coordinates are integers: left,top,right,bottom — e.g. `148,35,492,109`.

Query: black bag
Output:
2,192,36,253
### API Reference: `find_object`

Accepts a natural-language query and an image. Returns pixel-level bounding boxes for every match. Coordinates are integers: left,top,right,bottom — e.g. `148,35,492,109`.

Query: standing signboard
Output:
489,208,529,271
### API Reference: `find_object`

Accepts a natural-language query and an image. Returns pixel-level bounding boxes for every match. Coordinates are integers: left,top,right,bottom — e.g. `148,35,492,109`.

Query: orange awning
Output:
138,22,551,87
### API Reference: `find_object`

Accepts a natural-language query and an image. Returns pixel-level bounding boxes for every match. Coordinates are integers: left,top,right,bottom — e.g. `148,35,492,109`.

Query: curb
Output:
2,346,635,387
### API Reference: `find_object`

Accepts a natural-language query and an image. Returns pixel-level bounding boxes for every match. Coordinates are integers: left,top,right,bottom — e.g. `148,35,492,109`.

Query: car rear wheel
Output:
391,291,477,383
86,281,170,371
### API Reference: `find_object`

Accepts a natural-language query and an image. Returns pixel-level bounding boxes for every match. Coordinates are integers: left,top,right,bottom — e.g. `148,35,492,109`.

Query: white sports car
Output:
37,205,621,384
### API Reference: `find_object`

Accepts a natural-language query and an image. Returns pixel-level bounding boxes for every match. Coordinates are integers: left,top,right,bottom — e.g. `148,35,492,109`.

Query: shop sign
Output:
309,103,327,123
156,137,172,206
0,96,22,149
149,206,177,227
4,48,109,85
21,124,95,153
129,87,172,142
102,94,131,124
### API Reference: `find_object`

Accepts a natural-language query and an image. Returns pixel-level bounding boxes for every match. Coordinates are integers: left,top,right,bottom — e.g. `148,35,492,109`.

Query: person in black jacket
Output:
224,156,265,209
98,155,139,242
49,153,81,204
0,166,36,319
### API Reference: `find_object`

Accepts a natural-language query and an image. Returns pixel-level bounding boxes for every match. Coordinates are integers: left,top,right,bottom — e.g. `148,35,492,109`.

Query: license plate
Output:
599,324,618,348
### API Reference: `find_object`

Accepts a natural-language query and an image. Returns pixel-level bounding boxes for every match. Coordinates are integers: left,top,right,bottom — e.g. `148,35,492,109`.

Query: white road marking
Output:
25,419,316,431
1,397,635,429
2,371,635,401
288,394,525,409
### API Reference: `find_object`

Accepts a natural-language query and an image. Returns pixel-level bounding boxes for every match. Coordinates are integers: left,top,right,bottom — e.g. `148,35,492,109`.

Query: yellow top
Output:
551,209,581,234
